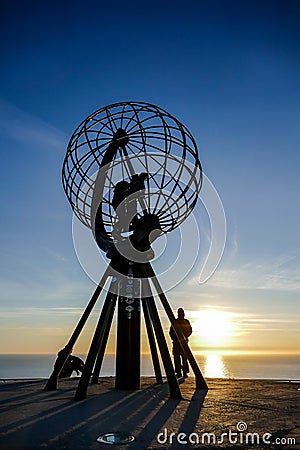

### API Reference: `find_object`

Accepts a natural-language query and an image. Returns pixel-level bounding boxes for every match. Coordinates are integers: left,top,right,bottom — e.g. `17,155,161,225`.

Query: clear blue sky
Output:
0,0,299,354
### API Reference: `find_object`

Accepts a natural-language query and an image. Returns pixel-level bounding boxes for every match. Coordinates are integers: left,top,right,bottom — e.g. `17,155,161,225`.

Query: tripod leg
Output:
145,263,208,390
44,267,110,391
142,298,163,384
141,278,181,399
75,286,117,400
91,292,117,384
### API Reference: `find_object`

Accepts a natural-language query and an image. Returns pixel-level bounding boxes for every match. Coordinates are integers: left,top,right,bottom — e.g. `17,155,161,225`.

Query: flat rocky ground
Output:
0,377,299,449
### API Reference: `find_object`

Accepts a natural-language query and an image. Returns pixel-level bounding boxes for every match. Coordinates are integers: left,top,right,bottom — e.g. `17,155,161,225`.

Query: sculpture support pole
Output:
145,263,208,390
141,297,163,384
141,277,181,399
75,284,117,400
44,266,110,391
91,293,117,384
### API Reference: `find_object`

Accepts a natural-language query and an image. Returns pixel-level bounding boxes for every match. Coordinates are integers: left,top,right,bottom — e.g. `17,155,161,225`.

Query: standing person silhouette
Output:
169,308,192,378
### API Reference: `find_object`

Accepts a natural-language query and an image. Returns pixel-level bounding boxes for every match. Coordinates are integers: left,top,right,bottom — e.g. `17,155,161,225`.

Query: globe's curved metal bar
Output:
62,102,202,248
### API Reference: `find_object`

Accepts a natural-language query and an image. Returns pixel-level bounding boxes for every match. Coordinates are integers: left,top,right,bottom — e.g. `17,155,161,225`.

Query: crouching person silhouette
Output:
56,350,85,378
169,308,192,378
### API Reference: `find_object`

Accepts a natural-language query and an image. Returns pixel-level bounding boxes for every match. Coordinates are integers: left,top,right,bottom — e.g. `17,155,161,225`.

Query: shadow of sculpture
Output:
0,378,207,450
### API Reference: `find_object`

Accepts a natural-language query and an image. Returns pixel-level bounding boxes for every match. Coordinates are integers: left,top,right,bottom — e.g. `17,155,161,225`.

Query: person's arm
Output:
184,320,192,338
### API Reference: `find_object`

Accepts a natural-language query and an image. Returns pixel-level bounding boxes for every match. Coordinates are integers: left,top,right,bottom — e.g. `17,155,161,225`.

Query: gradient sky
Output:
0,0,299,355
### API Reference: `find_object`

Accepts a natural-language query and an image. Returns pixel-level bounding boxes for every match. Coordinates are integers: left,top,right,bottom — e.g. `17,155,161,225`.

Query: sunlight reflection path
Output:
204,353,228,378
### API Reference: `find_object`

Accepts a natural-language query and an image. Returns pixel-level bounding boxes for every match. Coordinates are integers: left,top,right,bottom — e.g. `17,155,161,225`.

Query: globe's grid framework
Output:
62,101,203,242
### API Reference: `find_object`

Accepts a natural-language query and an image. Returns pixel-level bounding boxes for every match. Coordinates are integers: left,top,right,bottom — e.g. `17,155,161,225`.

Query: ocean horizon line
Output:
1,350,300,355
0,353,299,381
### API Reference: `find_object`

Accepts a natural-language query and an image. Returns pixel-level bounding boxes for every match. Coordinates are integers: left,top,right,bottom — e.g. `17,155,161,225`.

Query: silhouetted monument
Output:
45,101,208,399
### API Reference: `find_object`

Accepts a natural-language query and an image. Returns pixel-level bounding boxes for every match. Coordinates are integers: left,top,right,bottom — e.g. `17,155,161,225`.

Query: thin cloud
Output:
202,249,300,292
0,276,93,307
0,98,67,151
0,307,85,319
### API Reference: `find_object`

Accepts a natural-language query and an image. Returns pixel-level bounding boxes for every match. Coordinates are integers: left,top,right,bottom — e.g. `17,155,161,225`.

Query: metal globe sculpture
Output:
62,102,202,254
45,102,207,399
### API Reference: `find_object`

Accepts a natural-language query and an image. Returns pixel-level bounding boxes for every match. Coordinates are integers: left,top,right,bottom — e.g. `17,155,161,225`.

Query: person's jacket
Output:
169,318,192,342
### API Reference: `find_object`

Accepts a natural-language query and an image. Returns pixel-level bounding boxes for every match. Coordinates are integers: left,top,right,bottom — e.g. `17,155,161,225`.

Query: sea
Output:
0,353,299,381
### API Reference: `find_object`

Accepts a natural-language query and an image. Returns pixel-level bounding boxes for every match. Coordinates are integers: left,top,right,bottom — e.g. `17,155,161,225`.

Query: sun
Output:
192,309,235,346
